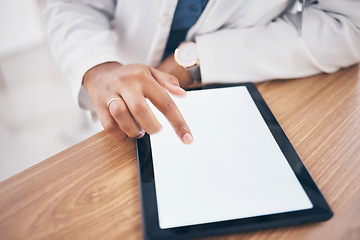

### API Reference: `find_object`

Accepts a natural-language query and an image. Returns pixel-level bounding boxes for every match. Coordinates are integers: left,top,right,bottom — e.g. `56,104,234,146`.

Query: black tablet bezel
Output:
136,83,332,240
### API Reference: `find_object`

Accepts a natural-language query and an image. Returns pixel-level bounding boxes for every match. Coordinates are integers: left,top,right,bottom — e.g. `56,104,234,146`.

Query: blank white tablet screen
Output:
148,86,312,229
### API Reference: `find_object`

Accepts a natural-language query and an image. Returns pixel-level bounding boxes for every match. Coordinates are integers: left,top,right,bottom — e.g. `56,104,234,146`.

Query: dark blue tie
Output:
162,0,209,60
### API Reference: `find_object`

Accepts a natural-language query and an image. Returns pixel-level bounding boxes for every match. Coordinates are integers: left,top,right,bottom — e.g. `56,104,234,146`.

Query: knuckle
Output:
110,101,127,117
131,100,147,115
167,75,178,84
134,68,149,79
102,119,117,133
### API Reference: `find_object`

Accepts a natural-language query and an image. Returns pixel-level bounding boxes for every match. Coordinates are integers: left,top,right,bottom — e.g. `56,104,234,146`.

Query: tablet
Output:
136,83,332,240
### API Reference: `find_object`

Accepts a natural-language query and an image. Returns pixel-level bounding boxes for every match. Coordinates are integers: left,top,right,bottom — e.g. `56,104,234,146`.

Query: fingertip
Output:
182,132,193,144
156,125,163,134
176,87,187,96
166,83,187,97
136,129,146,139
148,125,163,135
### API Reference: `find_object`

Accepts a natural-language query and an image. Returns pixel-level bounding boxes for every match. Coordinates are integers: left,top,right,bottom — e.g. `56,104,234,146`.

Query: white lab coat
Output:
44,0,360,114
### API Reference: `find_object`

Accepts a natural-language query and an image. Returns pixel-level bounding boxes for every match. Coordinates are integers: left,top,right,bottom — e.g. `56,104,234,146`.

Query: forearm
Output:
196,1,360,84
45,0,121,110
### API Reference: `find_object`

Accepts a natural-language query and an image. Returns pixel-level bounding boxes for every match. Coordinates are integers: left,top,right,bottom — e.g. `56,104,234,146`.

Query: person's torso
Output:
112,0,290,66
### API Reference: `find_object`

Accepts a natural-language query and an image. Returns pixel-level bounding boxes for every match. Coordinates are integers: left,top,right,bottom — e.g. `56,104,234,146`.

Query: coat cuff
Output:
68,50,122,118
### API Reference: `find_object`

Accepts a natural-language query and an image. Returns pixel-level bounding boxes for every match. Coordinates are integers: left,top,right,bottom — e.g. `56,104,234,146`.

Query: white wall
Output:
0,0,45,58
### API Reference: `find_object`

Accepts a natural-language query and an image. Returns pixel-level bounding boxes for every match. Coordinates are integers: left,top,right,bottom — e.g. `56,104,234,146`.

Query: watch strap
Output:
187,64,201,83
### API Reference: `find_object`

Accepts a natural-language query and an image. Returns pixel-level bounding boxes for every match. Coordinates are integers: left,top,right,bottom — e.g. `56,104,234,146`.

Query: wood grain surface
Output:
0,65,359,240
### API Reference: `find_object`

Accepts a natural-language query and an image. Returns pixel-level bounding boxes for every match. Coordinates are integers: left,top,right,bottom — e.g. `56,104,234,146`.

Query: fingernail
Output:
182,133,193,144
137,129,145,139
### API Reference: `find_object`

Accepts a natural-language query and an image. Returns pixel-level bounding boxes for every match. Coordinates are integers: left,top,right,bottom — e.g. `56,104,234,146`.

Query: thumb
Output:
150,68,187,97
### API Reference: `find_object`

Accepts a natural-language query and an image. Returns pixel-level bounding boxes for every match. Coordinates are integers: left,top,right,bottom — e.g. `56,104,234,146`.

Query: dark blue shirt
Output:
162,0,209,60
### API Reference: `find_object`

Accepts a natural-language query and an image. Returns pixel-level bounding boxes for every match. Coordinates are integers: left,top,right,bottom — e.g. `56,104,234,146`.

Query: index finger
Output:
144,82,193,144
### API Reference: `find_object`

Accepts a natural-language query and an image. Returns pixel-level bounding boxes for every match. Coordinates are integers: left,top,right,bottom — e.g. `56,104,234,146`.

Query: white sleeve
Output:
44,0,121,114
196,0,360,84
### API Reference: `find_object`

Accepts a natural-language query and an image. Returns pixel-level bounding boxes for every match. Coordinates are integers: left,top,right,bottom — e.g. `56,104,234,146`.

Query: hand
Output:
157,54,193,88
83,62,193,144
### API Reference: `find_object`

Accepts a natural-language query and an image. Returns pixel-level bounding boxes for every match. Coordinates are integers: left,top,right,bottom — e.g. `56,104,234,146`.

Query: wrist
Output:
157,54,193,88
174,41,201,83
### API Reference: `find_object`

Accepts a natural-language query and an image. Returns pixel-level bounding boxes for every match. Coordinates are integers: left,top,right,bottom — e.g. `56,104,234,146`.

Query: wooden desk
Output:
1,65,359,240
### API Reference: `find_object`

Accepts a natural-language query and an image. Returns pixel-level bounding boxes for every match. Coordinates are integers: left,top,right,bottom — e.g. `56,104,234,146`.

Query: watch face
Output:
175,42,198,68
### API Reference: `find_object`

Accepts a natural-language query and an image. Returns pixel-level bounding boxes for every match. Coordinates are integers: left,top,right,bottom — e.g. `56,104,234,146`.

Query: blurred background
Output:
0,0,102,181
